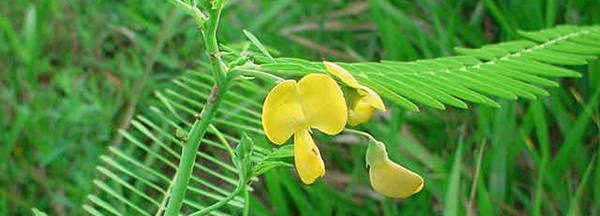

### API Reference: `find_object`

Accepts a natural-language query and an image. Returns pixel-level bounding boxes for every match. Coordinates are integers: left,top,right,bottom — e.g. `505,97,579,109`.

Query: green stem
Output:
209,124,235,160
229,68,284,83
343,128,376,141
243,188,250,216
203,6,226,86
189,181,247,216
164,3,228,216
164,85,227,216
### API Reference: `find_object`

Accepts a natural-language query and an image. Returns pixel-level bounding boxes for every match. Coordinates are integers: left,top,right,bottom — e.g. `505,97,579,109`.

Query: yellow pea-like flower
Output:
366,140,424,198
323,61,385,126
262,73,347,184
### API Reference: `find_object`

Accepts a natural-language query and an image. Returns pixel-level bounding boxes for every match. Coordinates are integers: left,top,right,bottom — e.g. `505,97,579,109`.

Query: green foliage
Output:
260,25,600,111
443,138,463,216
83,71,272,215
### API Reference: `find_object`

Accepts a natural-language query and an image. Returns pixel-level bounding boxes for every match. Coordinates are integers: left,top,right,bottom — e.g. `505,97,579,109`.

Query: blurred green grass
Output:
1,0,599,215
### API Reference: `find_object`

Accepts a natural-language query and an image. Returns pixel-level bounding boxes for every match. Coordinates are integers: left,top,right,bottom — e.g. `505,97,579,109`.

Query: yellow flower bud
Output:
324,61,385,126
366,140,424,198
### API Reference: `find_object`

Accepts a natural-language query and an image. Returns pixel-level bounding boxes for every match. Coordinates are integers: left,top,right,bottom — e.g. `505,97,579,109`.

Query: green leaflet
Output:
85,70,269,215
260,25,600,111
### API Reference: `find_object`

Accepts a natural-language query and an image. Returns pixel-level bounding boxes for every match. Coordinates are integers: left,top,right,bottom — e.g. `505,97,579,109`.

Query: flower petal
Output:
358,86,385,111
323,61,361,88
294,129,325,184
369,160,424,198
262,80,307,144
297,73,347,135
348,102,376,126
347,86,385,126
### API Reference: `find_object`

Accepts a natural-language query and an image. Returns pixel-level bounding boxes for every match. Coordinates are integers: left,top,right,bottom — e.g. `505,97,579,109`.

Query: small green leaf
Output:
243,29,275,62
254,161,293,176
31,208,48,216
264,144,294,159
235,133,255,182
251,144,294,176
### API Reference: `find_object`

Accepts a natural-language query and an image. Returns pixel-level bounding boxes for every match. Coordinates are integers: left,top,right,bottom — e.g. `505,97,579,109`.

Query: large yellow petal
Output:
297,73,347,135
369,160,424,198
294,129,325,184
262,80,307,144
323,61,361,88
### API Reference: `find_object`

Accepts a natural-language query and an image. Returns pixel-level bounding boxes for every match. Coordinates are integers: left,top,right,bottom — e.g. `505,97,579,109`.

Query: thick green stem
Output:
203,7,226,86
164,85,226,216
243,189,250,216
163,3,227,216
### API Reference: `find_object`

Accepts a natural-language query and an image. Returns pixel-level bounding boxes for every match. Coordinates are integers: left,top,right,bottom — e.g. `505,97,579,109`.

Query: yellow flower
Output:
262,73,347,184
323,62,385,126
366,140,424,198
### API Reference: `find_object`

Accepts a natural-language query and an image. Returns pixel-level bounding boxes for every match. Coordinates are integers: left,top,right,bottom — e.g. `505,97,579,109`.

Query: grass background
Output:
1,0,599,215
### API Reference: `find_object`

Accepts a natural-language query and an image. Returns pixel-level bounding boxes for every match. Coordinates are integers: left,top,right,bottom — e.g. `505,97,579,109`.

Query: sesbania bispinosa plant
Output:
162,1,423,215
120,0,599,215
